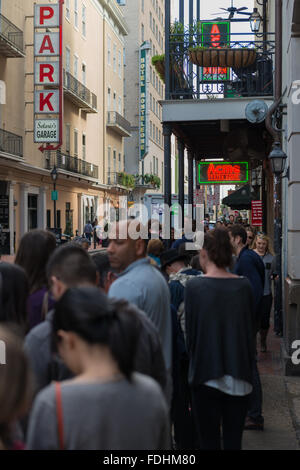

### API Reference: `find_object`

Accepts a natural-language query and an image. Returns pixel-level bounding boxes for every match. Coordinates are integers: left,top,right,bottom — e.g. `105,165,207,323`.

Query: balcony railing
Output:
107,112,131,137
63,70,97,113
165,29,275,99
46,151,98,179
0,14,24,57
107,172,161,190
0,128,23,157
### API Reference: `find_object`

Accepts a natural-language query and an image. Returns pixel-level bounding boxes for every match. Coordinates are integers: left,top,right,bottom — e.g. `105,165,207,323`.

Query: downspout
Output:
265,0,282,141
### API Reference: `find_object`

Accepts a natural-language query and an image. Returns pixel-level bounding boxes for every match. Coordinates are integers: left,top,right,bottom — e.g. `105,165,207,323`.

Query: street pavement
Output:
243,328,300,450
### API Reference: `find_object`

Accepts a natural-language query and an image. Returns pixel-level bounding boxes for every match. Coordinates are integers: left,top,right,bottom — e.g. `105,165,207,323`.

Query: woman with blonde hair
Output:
252,234,277,351
0,326,32,449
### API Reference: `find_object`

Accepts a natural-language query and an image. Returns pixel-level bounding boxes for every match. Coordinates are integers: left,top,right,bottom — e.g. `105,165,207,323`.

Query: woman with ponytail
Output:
26,287,170,450
185,228,256,450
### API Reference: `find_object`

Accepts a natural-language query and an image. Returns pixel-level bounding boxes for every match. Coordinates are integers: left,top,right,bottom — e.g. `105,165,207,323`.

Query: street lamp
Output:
269,142,287,176
51,166,58,230
250,8,262,33
269,142,287,337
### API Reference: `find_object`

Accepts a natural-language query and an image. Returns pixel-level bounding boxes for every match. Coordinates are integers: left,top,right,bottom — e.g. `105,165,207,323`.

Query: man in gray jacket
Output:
25,244,167,394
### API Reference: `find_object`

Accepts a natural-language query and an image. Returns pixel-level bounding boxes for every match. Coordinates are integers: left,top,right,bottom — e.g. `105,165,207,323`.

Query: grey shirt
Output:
26,373,170,450
259,252,276,296
108,259,172,374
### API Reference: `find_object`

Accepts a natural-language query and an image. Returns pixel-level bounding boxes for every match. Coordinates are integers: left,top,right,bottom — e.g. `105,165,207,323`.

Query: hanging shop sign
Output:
198,162,249,184
201,21,231,81
251,200,263,226
34,2,63,150
139,42,150,159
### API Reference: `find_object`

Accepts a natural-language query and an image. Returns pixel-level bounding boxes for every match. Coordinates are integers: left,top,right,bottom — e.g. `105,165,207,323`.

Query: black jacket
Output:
185,276,255,387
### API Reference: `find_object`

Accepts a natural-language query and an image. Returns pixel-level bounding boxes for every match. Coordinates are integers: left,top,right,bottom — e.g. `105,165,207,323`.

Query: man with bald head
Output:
107,220,172,399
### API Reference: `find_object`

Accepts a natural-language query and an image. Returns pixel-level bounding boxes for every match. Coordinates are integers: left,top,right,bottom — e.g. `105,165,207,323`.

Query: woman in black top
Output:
185,228,255,450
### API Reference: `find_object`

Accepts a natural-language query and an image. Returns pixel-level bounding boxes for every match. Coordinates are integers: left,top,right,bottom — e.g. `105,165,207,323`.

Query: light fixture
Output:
51,166,58,182
269,142,287,176
250,8,262,33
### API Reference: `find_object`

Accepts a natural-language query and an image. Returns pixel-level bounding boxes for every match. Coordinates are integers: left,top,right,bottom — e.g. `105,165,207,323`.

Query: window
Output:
113,44,116,72
141,23,144,42
47,210,51,228
108,87,111,110
118,153,121,172
153,156,155,174
65,124,70,154
113,150,117,173
118,50,122,78
57,210,61,229
66,47,70,72
28,195,38,231
113,92,116,112
66,0,70,20
141,0,144,13
74,129,78,157
107,37,111,66
82,63,86,86
82,134,86,160
74,0,78,28
107,147,111,184
82,4,86,37
118,96,122,115
74,55,78,78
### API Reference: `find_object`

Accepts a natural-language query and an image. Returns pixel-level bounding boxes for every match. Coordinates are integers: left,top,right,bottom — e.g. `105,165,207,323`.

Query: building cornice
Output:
93,0,129,36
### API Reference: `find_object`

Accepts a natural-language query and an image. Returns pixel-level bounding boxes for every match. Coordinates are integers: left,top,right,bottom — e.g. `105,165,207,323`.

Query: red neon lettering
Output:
211,24,221,48
39,64,55,83
39,93,54,112
40,7,54,25
39,35,55,54
207,164,241,182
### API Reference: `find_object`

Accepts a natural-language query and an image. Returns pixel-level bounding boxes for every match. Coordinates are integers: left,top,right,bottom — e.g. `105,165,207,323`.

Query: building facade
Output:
0,0,129,254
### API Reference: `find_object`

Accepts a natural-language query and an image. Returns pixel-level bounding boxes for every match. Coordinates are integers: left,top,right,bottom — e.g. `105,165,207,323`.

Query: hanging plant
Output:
188,46,257,69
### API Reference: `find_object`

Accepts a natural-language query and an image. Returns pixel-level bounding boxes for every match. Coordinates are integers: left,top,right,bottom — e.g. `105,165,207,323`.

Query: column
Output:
188,151,194,208
38,186,47,230
20,183,29,236
77,193,83,235
163,123,172,246
9,181,16,255
178,138,185,230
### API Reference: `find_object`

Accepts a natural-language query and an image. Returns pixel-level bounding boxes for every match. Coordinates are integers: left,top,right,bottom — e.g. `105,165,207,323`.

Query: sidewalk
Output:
243,329,300,450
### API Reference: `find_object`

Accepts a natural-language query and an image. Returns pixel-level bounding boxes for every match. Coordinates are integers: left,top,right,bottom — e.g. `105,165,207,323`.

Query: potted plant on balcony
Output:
143,174,161,190
188,45,257,69
118,172,135,190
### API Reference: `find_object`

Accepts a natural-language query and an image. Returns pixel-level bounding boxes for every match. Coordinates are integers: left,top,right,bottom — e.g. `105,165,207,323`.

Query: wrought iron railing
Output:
63,70,97,110
165,29,275,99
46,151,98,179
0,128,23,157
107,112,131,134
0,13,24,54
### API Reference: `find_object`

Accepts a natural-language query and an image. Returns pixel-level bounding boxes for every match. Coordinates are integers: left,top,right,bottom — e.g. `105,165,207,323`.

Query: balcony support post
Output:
163,123,172,247
188,151,194,210
178,138,185,232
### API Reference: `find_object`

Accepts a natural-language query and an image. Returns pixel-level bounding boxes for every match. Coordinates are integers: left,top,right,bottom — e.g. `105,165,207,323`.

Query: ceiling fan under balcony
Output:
211,0,252,20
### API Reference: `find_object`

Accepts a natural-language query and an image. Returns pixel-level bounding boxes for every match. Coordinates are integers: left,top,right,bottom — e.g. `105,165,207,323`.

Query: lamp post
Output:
51,166,58,230
269,142,287,336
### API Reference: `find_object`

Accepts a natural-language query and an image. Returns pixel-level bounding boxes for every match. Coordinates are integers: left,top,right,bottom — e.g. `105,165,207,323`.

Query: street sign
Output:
251,201,263,226
51,191,58,201
34,119,60,143
139,42,150,159
199,162,249,184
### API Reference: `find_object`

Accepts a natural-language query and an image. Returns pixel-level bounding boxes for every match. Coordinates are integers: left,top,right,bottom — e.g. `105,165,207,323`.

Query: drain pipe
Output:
265,0,282,141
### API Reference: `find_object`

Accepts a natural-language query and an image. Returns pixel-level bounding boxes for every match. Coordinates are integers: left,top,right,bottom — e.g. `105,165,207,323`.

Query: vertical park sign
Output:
34,2,63,151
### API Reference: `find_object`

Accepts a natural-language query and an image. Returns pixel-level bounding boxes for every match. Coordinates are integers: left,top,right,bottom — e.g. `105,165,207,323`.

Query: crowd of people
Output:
0,218,278,450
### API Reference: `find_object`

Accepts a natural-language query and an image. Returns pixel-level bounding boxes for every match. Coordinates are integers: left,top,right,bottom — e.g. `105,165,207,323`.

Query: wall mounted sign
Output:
34,2,63,150
251,200,263,226
199,162,249,184
201,21,231,81
139,42,150,160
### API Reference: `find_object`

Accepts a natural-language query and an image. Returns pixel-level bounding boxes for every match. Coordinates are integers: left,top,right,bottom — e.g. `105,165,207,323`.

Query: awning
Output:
222,184,254,210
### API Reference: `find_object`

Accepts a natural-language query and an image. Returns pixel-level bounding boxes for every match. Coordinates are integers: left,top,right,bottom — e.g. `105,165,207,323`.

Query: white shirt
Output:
204,375,253,396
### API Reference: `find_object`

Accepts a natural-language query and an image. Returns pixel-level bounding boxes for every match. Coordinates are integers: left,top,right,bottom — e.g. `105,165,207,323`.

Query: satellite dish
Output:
245,100,269,124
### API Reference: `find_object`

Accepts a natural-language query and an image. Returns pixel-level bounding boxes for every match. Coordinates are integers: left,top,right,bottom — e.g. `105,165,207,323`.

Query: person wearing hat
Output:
161,248,202,450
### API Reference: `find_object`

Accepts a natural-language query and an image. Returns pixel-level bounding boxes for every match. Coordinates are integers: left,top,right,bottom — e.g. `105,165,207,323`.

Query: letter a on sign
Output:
34,33,59,57
34,4,59,28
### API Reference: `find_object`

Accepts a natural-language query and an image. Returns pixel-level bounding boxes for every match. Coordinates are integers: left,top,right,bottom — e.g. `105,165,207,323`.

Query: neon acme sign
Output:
199,162,249,185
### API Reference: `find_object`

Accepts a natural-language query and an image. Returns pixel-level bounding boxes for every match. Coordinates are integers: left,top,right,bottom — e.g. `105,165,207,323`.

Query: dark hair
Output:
46,243,97,286
191,254,202,271
0,263,29,334
91,253,114,289
15,230,56,294
203,228,233,268
53,287,141,381
227,224,247,245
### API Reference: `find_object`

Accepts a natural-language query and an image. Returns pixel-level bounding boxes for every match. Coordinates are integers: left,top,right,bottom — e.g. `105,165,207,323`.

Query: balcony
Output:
46,151,98,179
0,14,24,58
164,29,275,100
107,112,131,137
107,172,161,191
63,70,97,113
0,128,23,157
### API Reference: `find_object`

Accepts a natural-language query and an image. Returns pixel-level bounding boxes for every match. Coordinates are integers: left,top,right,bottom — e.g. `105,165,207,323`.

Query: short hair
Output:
91,253,114,289
203,228,233,268
147,239,164,257
227,224,247,245
46,243,97,287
